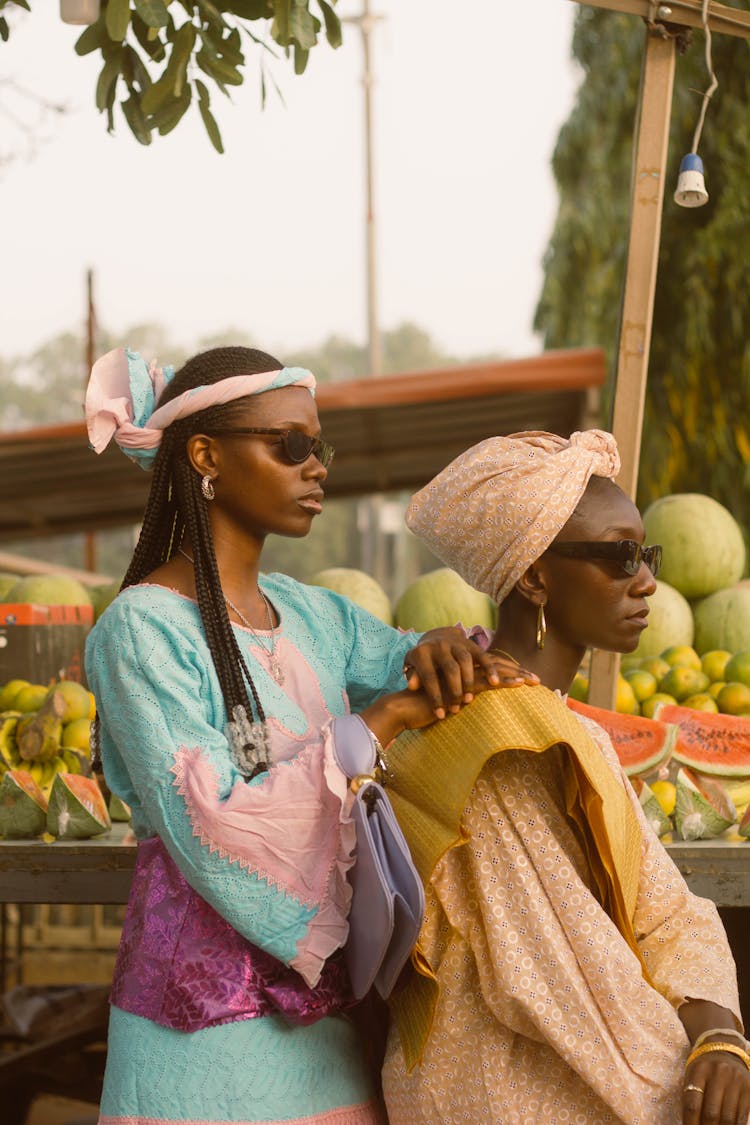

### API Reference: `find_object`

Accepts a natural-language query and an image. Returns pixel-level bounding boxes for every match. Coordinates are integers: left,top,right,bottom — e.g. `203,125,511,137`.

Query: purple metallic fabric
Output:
110,836,353,1031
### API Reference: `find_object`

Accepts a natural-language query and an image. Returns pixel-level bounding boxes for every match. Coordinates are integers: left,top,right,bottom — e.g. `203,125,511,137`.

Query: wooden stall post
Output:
588,25,676,708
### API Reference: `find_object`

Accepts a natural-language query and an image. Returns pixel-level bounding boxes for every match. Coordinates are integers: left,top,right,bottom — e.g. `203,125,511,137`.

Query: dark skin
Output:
147,385,538,749
489,476,750,1125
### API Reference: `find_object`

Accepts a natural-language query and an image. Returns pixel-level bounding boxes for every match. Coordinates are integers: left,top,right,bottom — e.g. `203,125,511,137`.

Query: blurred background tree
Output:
534,6,750,537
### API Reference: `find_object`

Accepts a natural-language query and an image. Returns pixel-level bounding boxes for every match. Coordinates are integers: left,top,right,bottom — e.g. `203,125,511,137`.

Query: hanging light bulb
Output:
674,0,715,210
674,153,709,208
60,0,100,24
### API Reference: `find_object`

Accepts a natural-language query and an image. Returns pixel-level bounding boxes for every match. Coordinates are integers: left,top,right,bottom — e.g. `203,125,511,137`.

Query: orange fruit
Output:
641,692,678,719
701,650,733,684
658,666,709,702
660,645,702,671
716,682,750,716
624,669,658,703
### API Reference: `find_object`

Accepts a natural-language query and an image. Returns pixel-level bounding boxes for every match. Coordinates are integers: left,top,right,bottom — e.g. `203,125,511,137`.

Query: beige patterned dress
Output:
382,714,741,1125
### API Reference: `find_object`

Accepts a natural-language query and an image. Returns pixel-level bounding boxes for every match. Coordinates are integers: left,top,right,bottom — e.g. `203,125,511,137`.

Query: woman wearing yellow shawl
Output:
382,430,748,1125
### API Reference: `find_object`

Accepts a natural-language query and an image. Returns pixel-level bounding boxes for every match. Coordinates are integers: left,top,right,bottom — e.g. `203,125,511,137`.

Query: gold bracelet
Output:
685,1042,750,1071
693,1027,749,1052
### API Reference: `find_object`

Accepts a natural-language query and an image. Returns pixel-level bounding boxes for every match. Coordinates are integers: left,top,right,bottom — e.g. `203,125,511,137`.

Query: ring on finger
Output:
683,1084,704,1095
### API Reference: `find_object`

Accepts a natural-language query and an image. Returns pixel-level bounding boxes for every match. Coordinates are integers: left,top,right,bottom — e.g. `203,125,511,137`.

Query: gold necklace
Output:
489,647,521,665
179,548,284,685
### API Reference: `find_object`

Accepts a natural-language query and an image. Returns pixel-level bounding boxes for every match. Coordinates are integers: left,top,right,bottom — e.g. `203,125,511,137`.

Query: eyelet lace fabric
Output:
85,576,417,1124
383,721,740,1125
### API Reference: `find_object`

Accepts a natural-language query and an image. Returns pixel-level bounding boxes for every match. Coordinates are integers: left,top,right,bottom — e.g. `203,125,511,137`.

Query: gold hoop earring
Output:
201,475,216,501
536,602,547,650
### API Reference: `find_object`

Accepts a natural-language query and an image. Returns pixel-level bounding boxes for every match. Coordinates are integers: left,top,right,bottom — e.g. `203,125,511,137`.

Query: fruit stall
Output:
0,349,749,1046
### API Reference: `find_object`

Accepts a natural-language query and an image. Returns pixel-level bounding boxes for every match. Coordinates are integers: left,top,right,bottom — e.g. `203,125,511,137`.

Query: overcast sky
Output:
2,0,580,366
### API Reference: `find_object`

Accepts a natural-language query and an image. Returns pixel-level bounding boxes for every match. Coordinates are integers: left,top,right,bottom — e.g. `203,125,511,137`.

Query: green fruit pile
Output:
0,678,96,800
574,645,750,718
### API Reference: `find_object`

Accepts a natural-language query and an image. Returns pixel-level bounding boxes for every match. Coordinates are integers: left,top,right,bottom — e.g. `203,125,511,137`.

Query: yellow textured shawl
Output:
385,684,646,1071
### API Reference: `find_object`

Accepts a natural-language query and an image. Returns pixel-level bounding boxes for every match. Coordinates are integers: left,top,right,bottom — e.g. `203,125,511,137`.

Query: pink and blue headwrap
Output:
85,347,317,470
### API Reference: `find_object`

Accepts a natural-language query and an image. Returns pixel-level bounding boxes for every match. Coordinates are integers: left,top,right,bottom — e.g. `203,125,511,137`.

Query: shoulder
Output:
262,572,396,630
86,584,203,655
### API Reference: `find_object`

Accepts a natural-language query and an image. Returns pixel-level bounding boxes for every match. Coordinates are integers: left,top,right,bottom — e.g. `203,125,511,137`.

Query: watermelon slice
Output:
631,776,672,837
566,697,677,777
738,803,750,839
653,703,750,778
46,773,111,839
674,767,737,841
108,792,132,822
0,769,49,838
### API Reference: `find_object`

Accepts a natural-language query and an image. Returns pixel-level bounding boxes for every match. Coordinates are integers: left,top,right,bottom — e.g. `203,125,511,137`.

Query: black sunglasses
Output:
545,539,662,577
208,428,335,469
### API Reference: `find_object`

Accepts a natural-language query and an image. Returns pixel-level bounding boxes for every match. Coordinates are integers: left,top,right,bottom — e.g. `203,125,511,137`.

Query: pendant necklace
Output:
179,548,285,685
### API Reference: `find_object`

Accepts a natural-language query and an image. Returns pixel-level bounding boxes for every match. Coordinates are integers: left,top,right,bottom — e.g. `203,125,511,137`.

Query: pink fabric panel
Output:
98,1099,385,1124
171,742,346,909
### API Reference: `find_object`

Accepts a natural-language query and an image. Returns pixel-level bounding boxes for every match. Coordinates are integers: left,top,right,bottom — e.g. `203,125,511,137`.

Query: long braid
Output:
175,458,268,729
98,346,285,780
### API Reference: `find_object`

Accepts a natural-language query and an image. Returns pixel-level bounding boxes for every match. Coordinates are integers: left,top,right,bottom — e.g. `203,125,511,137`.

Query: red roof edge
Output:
0,347,606,445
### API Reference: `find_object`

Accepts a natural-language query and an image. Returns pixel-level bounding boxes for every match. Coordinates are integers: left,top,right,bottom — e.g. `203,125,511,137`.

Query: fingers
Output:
403,640,472,717
474,650,540,687
682,1057,750,1125
403,638,539,720
681,1077,704,1125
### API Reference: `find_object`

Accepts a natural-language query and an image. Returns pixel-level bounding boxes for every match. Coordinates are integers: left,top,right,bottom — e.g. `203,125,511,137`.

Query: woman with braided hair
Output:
83,345,534,1125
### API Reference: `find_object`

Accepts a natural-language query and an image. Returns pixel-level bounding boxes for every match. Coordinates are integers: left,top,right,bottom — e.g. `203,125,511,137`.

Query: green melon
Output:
90,581,121,621
394,568,496,633
2,574,92,607
673,767,736,840
632,580,694,660
0,769,48,838
642,493,746,599
307,568,393,625
46,773,111,839
0,573,20,600
693,585,750,655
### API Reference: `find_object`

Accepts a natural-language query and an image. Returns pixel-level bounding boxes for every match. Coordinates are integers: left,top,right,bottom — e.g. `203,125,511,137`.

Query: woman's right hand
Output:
361,665,509,748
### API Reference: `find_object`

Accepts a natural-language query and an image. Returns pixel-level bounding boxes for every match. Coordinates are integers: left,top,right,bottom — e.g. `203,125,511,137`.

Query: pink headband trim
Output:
85,347,316,468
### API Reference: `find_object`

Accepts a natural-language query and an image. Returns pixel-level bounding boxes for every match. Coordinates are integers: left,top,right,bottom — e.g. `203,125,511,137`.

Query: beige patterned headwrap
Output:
406,429,621,604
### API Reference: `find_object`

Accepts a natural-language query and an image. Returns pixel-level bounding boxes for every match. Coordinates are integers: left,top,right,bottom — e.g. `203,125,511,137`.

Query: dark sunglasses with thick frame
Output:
207,427,335,469
545,539,662,578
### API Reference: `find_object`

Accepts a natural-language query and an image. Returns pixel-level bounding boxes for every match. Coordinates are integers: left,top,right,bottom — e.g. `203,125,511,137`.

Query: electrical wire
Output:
691,0,719,153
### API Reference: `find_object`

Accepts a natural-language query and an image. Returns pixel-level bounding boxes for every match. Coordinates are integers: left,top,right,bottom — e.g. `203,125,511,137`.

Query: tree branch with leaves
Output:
0,0,342,152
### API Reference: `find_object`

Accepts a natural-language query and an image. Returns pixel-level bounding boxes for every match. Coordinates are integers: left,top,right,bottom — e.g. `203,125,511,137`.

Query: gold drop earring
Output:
536,602,547,650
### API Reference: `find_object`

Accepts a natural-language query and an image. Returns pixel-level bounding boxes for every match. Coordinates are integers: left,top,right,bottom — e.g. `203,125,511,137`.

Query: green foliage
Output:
2,0,341,151
535,9,750,540
0,0,28,43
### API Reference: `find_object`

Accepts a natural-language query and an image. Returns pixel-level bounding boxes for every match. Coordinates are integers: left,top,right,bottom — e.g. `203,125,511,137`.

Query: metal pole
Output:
347,2,386,582
84,268,98,574
361,0,381,378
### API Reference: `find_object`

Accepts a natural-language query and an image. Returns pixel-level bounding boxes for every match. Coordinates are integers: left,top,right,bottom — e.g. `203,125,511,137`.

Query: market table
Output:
0,828,748,907
0,831,747,1023
0,823,135,907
